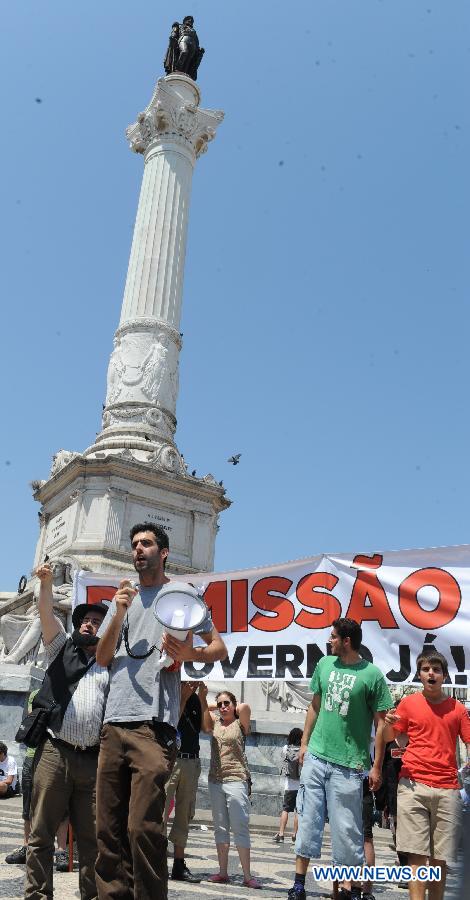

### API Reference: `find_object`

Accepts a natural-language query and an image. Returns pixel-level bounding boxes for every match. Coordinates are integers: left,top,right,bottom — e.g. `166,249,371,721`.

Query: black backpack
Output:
281,745,300,780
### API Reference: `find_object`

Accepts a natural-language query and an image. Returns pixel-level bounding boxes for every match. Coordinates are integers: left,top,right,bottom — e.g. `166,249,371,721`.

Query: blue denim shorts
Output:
295,752,365,866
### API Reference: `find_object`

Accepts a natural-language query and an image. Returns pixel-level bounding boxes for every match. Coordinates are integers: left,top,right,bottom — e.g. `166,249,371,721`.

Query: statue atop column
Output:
164,15,205,81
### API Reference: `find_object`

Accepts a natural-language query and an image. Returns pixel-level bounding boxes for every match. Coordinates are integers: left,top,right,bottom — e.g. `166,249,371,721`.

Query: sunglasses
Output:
217,700,231,708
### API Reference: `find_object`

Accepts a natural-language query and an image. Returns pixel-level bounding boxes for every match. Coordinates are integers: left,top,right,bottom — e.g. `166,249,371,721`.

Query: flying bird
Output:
227,453,241,465
35,97,42,104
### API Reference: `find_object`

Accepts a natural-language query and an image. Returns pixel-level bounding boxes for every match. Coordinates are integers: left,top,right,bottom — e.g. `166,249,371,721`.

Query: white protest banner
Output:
72,544,470,684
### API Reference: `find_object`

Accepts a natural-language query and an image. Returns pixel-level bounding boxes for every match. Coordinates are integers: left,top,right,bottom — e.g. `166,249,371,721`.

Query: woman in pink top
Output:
199,686,261,889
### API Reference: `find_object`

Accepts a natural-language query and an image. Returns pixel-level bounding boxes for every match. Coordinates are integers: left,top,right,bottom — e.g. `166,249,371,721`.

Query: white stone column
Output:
86,74,223,470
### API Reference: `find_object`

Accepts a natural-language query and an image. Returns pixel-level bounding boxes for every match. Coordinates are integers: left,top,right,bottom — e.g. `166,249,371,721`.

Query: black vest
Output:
32,637,96,734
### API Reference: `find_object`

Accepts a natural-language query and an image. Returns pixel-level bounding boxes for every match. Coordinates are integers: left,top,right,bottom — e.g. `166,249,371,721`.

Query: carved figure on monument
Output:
106,334,150,404
106,343,125,405
140,335,168,400
106,331,179,413
261,680,312,712
50,449,79,477
141,332,179,410
164,16,205,81
159,444,184,472
145,441,185,474
0,560,73,665
30,479,46,493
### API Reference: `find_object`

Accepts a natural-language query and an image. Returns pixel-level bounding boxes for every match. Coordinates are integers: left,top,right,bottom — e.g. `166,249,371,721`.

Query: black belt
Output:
48,735,100,754
109,720,154,728
177,752,199,759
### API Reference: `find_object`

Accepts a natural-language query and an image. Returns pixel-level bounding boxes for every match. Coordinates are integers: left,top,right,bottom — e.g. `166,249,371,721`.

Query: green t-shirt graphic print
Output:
308,656,392,771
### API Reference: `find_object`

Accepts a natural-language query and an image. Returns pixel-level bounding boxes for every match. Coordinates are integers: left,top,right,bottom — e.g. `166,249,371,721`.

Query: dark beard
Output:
72,628,99,648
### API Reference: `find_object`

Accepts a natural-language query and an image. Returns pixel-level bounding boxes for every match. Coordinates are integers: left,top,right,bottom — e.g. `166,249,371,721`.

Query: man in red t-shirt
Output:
383,651,470,900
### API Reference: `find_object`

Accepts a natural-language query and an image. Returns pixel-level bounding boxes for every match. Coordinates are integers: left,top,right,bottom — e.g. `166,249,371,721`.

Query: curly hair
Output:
129,523,169,568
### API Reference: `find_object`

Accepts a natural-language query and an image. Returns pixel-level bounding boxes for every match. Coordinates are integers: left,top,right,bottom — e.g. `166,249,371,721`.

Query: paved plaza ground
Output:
0,797,463,899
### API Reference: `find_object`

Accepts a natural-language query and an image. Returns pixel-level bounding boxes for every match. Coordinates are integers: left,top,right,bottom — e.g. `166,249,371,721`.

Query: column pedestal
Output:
31,454,229,577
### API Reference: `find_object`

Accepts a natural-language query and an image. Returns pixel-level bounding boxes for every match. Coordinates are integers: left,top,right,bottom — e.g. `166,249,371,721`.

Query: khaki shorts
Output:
397,777,462,862
164,756,201,848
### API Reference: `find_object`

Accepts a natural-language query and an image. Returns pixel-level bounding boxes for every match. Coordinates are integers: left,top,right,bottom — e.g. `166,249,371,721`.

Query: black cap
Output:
72,602,109,630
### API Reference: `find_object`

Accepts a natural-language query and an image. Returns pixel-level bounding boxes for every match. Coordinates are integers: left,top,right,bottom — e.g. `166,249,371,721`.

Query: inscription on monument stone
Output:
144,512,173,533
44,509,71,553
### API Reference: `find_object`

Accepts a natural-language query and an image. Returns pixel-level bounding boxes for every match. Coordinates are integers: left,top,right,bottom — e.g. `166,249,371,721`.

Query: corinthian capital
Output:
126,76,224,158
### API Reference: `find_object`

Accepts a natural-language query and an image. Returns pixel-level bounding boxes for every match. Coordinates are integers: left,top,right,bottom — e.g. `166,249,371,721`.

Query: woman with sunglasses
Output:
199,685,262,889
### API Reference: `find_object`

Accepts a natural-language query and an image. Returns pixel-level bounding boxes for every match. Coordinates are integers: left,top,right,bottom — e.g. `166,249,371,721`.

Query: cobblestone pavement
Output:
0,798,463,899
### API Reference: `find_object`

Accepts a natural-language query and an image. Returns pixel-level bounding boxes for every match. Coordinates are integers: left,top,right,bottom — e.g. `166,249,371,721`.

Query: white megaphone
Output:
152,581,208,671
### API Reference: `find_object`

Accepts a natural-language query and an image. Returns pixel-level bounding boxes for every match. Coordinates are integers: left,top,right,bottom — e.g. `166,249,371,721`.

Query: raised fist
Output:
35,564,53,585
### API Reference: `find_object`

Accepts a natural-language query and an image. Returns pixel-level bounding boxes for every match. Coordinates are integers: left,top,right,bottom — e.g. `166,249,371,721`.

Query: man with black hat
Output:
25,562,109,900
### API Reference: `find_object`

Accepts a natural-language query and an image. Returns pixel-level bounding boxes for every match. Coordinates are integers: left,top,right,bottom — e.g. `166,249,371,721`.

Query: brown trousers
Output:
95,722,177,900
25,737,99,900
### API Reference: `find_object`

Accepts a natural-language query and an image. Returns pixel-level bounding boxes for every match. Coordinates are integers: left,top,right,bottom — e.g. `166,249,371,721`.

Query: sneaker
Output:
55,849,69,872
291,834,297,842
273,833,284,843
5,846,27,865
287,887,306,900
362,894,376,900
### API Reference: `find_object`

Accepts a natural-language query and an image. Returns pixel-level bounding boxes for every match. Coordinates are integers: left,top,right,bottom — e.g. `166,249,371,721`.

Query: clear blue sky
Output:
1,1,469,590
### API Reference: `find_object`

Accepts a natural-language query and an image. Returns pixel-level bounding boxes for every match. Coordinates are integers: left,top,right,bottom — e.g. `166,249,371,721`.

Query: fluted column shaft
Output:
120,139,193,329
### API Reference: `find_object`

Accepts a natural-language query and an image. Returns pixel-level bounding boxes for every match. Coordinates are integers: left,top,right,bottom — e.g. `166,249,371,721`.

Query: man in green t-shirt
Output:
287,618,392,900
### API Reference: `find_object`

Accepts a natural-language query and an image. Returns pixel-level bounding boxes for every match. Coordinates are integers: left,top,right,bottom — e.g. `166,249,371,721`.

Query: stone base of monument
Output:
0,662,45,765
195,710,305,816
31,454,229,578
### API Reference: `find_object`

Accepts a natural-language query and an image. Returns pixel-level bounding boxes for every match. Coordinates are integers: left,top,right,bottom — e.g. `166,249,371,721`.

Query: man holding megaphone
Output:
94,522,227,900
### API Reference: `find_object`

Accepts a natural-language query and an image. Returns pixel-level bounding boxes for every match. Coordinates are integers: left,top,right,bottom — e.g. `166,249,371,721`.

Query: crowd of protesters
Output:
2,522,470,900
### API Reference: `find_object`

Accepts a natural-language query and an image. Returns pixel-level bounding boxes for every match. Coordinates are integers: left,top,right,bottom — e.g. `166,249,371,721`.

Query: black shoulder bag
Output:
15,705,54,748
15,642,96,748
